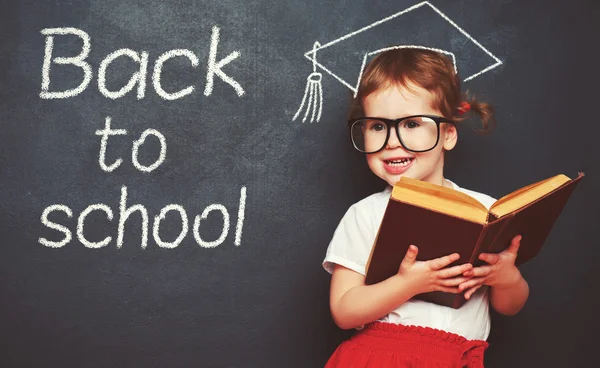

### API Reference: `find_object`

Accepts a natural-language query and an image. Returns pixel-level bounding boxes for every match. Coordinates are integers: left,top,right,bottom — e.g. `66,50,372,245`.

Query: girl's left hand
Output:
459,235,524,300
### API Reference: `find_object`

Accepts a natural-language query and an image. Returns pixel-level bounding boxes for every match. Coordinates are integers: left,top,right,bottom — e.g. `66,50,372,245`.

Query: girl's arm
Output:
489,273,529,315
330,245,473,330
329,266,417,329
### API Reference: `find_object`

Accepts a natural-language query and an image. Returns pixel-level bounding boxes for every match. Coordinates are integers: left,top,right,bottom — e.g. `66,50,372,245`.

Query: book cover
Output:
364,173,584,309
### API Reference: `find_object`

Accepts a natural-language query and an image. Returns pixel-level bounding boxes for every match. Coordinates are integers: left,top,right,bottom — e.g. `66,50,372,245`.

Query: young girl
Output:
322,49,530,367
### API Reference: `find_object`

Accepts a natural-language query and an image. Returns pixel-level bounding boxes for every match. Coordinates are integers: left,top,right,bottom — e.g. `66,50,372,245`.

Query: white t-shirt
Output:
322,179,497,341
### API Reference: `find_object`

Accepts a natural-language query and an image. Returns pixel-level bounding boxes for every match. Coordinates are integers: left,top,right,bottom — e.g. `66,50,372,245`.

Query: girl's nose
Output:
386,127,402,149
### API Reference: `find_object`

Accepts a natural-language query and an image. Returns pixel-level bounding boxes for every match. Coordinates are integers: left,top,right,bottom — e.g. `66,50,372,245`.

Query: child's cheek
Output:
366,154,381,172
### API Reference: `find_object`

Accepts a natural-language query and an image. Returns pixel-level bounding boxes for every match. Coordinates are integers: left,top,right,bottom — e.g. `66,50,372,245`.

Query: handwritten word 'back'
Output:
40,26,245,100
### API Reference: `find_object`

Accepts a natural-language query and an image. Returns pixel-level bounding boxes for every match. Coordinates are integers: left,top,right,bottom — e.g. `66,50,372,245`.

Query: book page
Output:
489,174,571,217
392,177,489,223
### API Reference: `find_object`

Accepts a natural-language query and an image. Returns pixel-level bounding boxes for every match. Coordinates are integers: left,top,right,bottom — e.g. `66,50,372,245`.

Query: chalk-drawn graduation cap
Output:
293,1,502,123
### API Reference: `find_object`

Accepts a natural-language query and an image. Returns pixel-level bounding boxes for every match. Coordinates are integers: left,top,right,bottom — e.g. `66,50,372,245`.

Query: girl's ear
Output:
442,124,458,151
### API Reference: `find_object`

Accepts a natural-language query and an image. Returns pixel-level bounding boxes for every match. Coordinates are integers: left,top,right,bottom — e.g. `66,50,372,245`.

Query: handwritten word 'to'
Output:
96,116,166,173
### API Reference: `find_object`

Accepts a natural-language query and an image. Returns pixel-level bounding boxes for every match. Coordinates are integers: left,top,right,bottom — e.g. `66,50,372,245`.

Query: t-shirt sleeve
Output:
322,203,375,276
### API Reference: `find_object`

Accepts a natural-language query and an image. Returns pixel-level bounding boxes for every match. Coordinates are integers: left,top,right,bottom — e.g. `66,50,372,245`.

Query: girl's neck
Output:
441,177,452,188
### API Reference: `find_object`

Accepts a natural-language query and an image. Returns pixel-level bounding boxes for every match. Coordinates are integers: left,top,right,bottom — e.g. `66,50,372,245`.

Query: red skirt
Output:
325,322,489,368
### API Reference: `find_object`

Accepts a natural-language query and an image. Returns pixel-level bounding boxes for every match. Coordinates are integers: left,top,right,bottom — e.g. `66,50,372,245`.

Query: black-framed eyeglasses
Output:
348,115,455,154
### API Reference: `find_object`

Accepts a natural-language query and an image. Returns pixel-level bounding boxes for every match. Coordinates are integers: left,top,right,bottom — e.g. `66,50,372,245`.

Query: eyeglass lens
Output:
351,117,439,153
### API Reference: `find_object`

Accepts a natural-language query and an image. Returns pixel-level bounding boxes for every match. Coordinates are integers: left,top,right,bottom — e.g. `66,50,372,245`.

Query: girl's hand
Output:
459,235,524,299
397,245,473,295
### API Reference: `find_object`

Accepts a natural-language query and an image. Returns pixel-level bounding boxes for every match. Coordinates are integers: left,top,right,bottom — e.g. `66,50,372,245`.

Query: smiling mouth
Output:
384,158,413,167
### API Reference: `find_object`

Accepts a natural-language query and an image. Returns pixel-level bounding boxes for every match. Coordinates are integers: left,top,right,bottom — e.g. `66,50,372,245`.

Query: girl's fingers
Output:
505,235,522,256
479,253,499,264
400,245,419,267
437,263,472,279
438,276,472,287
429,253,461,270
463,265,492,278
459,277,484,292
465,285,482,299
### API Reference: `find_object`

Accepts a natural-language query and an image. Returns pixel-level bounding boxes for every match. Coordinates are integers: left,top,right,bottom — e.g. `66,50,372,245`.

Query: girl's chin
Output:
384,174,404,186
384,172,423,187
383,167,412,179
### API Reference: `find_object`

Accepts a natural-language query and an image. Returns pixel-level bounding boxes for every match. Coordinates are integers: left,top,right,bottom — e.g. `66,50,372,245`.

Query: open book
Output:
364,172,584,309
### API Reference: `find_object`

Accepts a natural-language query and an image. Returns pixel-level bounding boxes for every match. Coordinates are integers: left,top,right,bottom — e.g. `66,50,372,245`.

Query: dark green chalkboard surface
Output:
1,1,598,367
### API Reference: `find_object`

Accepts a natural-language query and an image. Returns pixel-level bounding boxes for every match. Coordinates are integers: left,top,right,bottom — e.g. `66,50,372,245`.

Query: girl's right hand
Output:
397,245,473,295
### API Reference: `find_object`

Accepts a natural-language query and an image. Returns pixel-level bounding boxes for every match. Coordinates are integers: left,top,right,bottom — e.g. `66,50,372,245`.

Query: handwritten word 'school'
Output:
39,186,247,250
40,26,245,100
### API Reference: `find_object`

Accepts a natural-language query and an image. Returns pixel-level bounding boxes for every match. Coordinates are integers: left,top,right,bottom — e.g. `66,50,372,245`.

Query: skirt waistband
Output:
352,322,488,367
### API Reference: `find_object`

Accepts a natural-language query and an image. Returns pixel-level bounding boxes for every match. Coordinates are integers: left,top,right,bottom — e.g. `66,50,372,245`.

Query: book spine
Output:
468,224,489,266
485,214,516,254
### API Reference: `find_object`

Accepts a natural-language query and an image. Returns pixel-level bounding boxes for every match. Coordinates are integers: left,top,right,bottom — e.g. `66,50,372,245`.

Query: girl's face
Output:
362,82,457,187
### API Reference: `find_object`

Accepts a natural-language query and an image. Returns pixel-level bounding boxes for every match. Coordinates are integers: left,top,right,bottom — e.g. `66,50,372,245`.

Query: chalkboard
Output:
1,0,598,367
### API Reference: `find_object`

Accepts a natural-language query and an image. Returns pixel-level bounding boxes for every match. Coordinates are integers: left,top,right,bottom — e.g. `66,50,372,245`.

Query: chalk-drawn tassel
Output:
293,42,323,123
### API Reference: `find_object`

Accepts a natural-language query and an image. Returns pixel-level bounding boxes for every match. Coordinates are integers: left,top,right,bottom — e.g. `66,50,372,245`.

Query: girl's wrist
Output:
389,273,421,300
492,267,524,290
